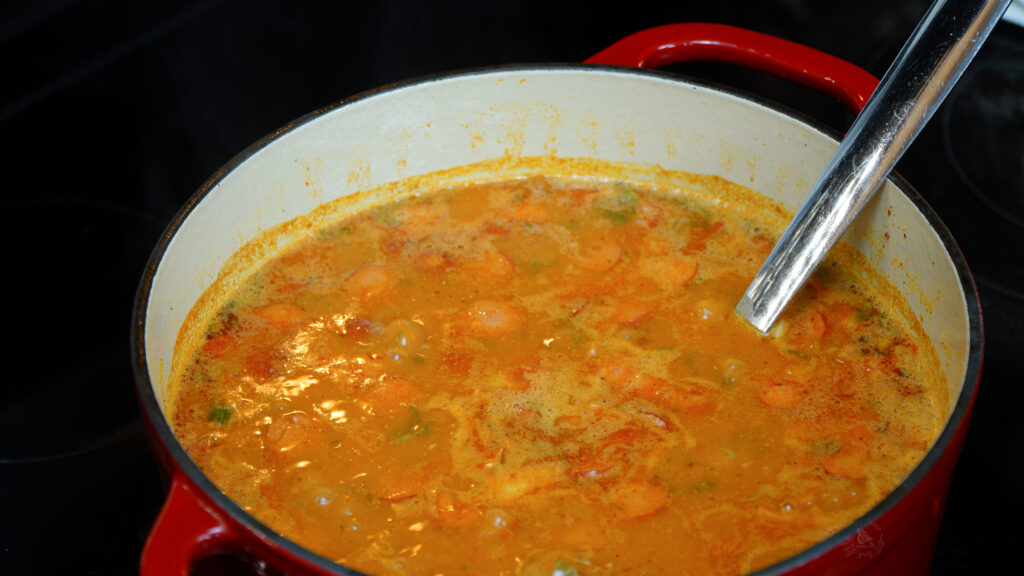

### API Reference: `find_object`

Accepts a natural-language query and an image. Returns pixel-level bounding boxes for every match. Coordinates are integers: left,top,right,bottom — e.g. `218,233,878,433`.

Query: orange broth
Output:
170,175,945,575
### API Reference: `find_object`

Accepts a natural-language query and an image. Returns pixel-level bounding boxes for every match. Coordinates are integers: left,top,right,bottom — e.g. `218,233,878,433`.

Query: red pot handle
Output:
140,472,239,576
585,23,879,113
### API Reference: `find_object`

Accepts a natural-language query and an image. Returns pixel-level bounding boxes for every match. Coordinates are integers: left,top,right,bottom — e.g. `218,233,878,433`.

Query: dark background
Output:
2,1,1022,574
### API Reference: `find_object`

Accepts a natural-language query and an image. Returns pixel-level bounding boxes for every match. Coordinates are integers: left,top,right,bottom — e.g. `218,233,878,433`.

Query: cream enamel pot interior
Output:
132,26,982,576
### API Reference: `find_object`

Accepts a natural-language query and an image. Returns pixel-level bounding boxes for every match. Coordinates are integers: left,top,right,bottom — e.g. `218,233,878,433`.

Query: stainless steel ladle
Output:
735,0,1011,333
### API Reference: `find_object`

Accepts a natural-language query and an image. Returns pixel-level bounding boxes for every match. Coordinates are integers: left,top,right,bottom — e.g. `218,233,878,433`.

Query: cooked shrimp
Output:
593,356,637,387
433,491,482,529
822,423,873,480
374,318,426,363
396,203,441,239
557,520,611,549
781,309,827,349
344,264,393,300
412,251,452,274
491,463,565,501
478,508,518,538
632,374,715,415
611,300,653,326
575,238,622,272
612,480,670,518
572,453,618,480
695,297,731,322
468,251,515,280
462,299,522,340
367,466,432,502
265,411,328,462
364,376,420,408
256,302,305,329
509,202,550,223
758,383,802,410
643,255,698,287
202,333,235,359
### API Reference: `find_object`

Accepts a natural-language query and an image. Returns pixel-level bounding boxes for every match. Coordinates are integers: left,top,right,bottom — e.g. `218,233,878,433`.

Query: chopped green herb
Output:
392,406,424,444
569,331,588,351
692,479,717,492
318,224,352,238
189,366,211,383
553,559,579,576
814,266,835,284
526,259,549,274
208,404,232,425
592,187,639,226
597,210,631,226
861,346,891,356
672,196,714,229
817,440,843,455
373,205,402,227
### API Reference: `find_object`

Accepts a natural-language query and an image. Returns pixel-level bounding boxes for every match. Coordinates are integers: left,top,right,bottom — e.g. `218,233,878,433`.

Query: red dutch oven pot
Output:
132,24,983,576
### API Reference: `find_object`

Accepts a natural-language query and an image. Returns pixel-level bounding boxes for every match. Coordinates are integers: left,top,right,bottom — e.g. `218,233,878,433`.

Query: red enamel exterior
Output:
137,23,979,576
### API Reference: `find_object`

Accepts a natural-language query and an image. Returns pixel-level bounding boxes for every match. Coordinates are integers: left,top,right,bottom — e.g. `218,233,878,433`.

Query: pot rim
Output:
131,62,984,576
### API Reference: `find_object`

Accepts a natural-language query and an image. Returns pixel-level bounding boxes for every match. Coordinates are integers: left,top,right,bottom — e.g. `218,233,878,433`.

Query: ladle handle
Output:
736,0,1011,333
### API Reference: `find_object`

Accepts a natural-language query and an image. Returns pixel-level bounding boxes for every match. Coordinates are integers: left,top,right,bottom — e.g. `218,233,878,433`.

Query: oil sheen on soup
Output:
171,174,946,575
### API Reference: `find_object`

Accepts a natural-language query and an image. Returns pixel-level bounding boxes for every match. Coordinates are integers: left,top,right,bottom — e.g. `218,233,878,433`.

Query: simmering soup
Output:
170,174,945,575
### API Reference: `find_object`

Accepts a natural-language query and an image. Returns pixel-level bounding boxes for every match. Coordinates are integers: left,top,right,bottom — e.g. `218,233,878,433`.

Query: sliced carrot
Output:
689,220,725,242
686,221,725,252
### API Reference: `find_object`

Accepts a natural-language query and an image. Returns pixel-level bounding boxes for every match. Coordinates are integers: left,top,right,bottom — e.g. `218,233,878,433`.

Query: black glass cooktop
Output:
1,1,1020,574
